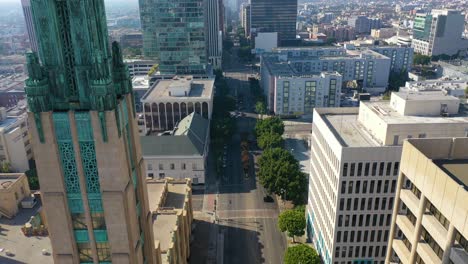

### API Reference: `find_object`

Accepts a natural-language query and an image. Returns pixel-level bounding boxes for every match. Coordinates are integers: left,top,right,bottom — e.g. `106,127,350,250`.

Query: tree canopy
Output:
413,54,431,65
278,209,306,242
258,148,307,204
255,101,266,115
284,244,320,264
255,117,284,138
258,132,283,149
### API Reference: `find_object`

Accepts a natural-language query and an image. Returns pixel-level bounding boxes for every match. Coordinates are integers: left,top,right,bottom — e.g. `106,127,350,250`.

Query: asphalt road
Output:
216,49,287,264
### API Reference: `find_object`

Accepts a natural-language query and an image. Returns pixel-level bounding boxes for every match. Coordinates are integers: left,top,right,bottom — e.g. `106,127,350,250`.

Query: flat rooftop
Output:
393,91,460,101
363,101,468,124
0,174,21,190
147,179,190,255
434,159,468,188
322,112,380,147
141,77,214,101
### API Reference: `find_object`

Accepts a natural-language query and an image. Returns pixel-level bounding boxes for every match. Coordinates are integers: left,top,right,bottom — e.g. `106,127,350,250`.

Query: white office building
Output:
412,10,468,56
307,91,468,264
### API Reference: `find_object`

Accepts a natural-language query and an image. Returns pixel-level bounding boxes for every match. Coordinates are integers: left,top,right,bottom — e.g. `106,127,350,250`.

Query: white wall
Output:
144,156,206,184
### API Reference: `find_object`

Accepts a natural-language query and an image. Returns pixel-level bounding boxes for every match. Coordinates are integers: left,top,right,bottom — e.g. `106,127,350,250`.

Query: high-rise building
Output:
385,137,468,264
307,91,468,264
240,3,251,38
207,0,223,69
25,1,155,263
139,0,208,75
250,0,298,46
20,0,38,53
412,10,468,56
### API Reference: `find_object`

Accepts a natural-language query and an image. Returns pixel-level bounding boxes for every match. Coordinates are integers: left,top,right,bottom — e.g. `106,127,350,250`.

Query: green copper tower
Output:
25,1,156,263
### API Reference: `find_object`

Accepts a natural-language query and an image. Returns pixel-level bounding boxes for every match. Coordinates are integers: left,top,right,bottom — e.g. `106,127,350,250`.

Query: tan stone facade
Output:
147,178,193,264
386,138,468,264
0,173,31,218
29,95,156,264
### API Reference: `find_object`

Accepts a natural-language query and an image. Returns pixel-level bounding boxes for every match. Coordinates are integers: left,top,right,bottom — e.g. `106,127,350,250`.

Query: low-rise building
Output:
141,76,214,132
401,80,467,98
147,178,193,264
0,173,31,218
386,138,468,264
0,74,26,108
141,113,209,184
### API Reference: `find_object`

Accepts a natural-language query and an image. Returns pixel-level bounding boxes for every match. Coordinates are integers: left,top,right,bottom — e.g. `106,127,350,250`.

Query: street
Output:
190,48,287,264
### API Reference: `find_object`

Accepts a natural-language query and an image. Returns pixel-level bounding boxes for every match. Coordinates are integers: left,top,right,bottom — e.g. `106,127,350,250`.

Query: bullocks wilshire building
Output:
25,1,156,263
307,90,468,264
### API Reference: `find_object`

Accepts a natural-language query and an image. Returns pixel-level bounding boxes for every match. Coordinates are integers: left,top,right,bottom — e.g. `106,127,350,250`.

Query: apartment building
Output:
307,91,468,264
386,138,468,264
261,47,391,112
263,71,342,115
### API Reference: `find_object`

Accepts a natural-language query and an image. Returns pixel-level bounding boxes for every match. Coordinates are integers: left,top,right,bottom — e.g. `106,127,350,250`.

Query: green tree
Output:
255,117,284,138
255,101,266,116
284,244,320,264
388,70,409,91
278,209,306,242
258,132,283,149
413,54,431,65
26,169,40,190
258,148,307,204
0,161,11,173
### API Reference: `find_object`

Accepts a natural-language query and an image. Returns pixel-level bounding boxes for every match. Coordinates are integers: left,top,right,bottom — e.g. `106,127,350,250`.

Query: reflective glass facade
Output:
139,0,207,74
250,0,298,44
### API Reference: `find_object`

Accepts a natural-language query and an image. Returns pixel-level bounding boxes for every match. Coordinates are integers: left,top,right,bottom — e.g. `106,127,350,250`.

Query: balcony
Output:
396,215,415,240
393,239,411,264
416,243,441,264
421,214,448,248
400,189,420,215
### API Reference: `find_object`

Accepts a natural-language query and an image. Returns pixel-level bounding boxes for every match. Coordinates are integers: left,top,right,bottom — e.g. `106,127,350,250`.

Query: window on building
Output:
363,181,368,193
170,163,175,170
379,162,385,176
386,162,392,175
147,163,153,171
96,242,111,261
347,199,351,210
354,198,359,210
367,198,373,210
182,163,186,170
364,163,370,176
341,182,346,194
360,198,366,210
78,242,93,262
348,181,354,194
343,231,348,242
357,163,363,176
355,181,361,193
381,198,387,210
377,181,382,193
357,231,362,242
370,181,375,193
359,215,364,226
148,173,154,179
340,198,344,210
365,215,371,226
193,163,197,170
350,163,355,176
374,198,380,211
372,162,377,176
337,231,341,242
159,164,164,170
384,180,389,193
343,163,348,176
362,246,367,257
370,230,375,242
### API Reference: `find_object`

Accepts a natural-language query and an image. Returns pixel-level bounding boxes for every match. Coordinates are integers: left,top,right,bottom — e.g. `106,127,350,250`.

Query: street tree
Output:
255,101,266,116
255,117,284,138
258,148,307,204
258,132,283,149
278,209,306,242
284,244,320,264
413,54,431,65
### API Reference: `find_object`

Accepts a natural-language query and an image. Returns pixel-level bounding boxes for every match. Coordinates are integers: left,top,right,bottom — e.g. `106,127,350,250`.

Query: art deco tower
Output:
25,1,155,263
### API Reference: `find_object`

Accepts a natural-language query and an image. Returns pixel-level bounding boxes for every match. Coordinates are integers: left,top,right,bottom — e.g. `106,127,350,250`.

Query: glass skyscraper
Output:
139,0,208,75
250,0,298,45
25,0,155,263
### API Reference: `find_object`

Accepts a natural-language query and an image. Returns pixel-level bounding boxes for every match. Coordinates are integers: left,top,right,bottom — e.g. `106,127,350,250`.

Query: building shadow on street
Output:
189,219,266,264
0,256,27,264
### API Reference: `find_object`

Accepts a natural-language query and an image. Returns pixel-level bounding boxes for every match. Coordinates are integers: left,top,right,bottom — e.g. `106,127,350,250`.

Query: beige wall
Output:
144,156,206,184
0,173,30,217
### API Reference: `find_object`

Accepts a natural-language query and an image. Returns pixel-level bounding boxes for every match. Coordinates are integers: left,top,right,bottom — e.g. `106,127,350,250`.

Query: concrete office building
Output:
307,91,468,264
141,113,209,184
139,0,208,75
386,138,468,264
261,47,392,111
147,178,193,264
20,0,38,53
206,0,223,69
412,10,468,56
125,59,158,77
25,1,156,263
401,80,468,98
250,0,298,45
141,76,214,132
